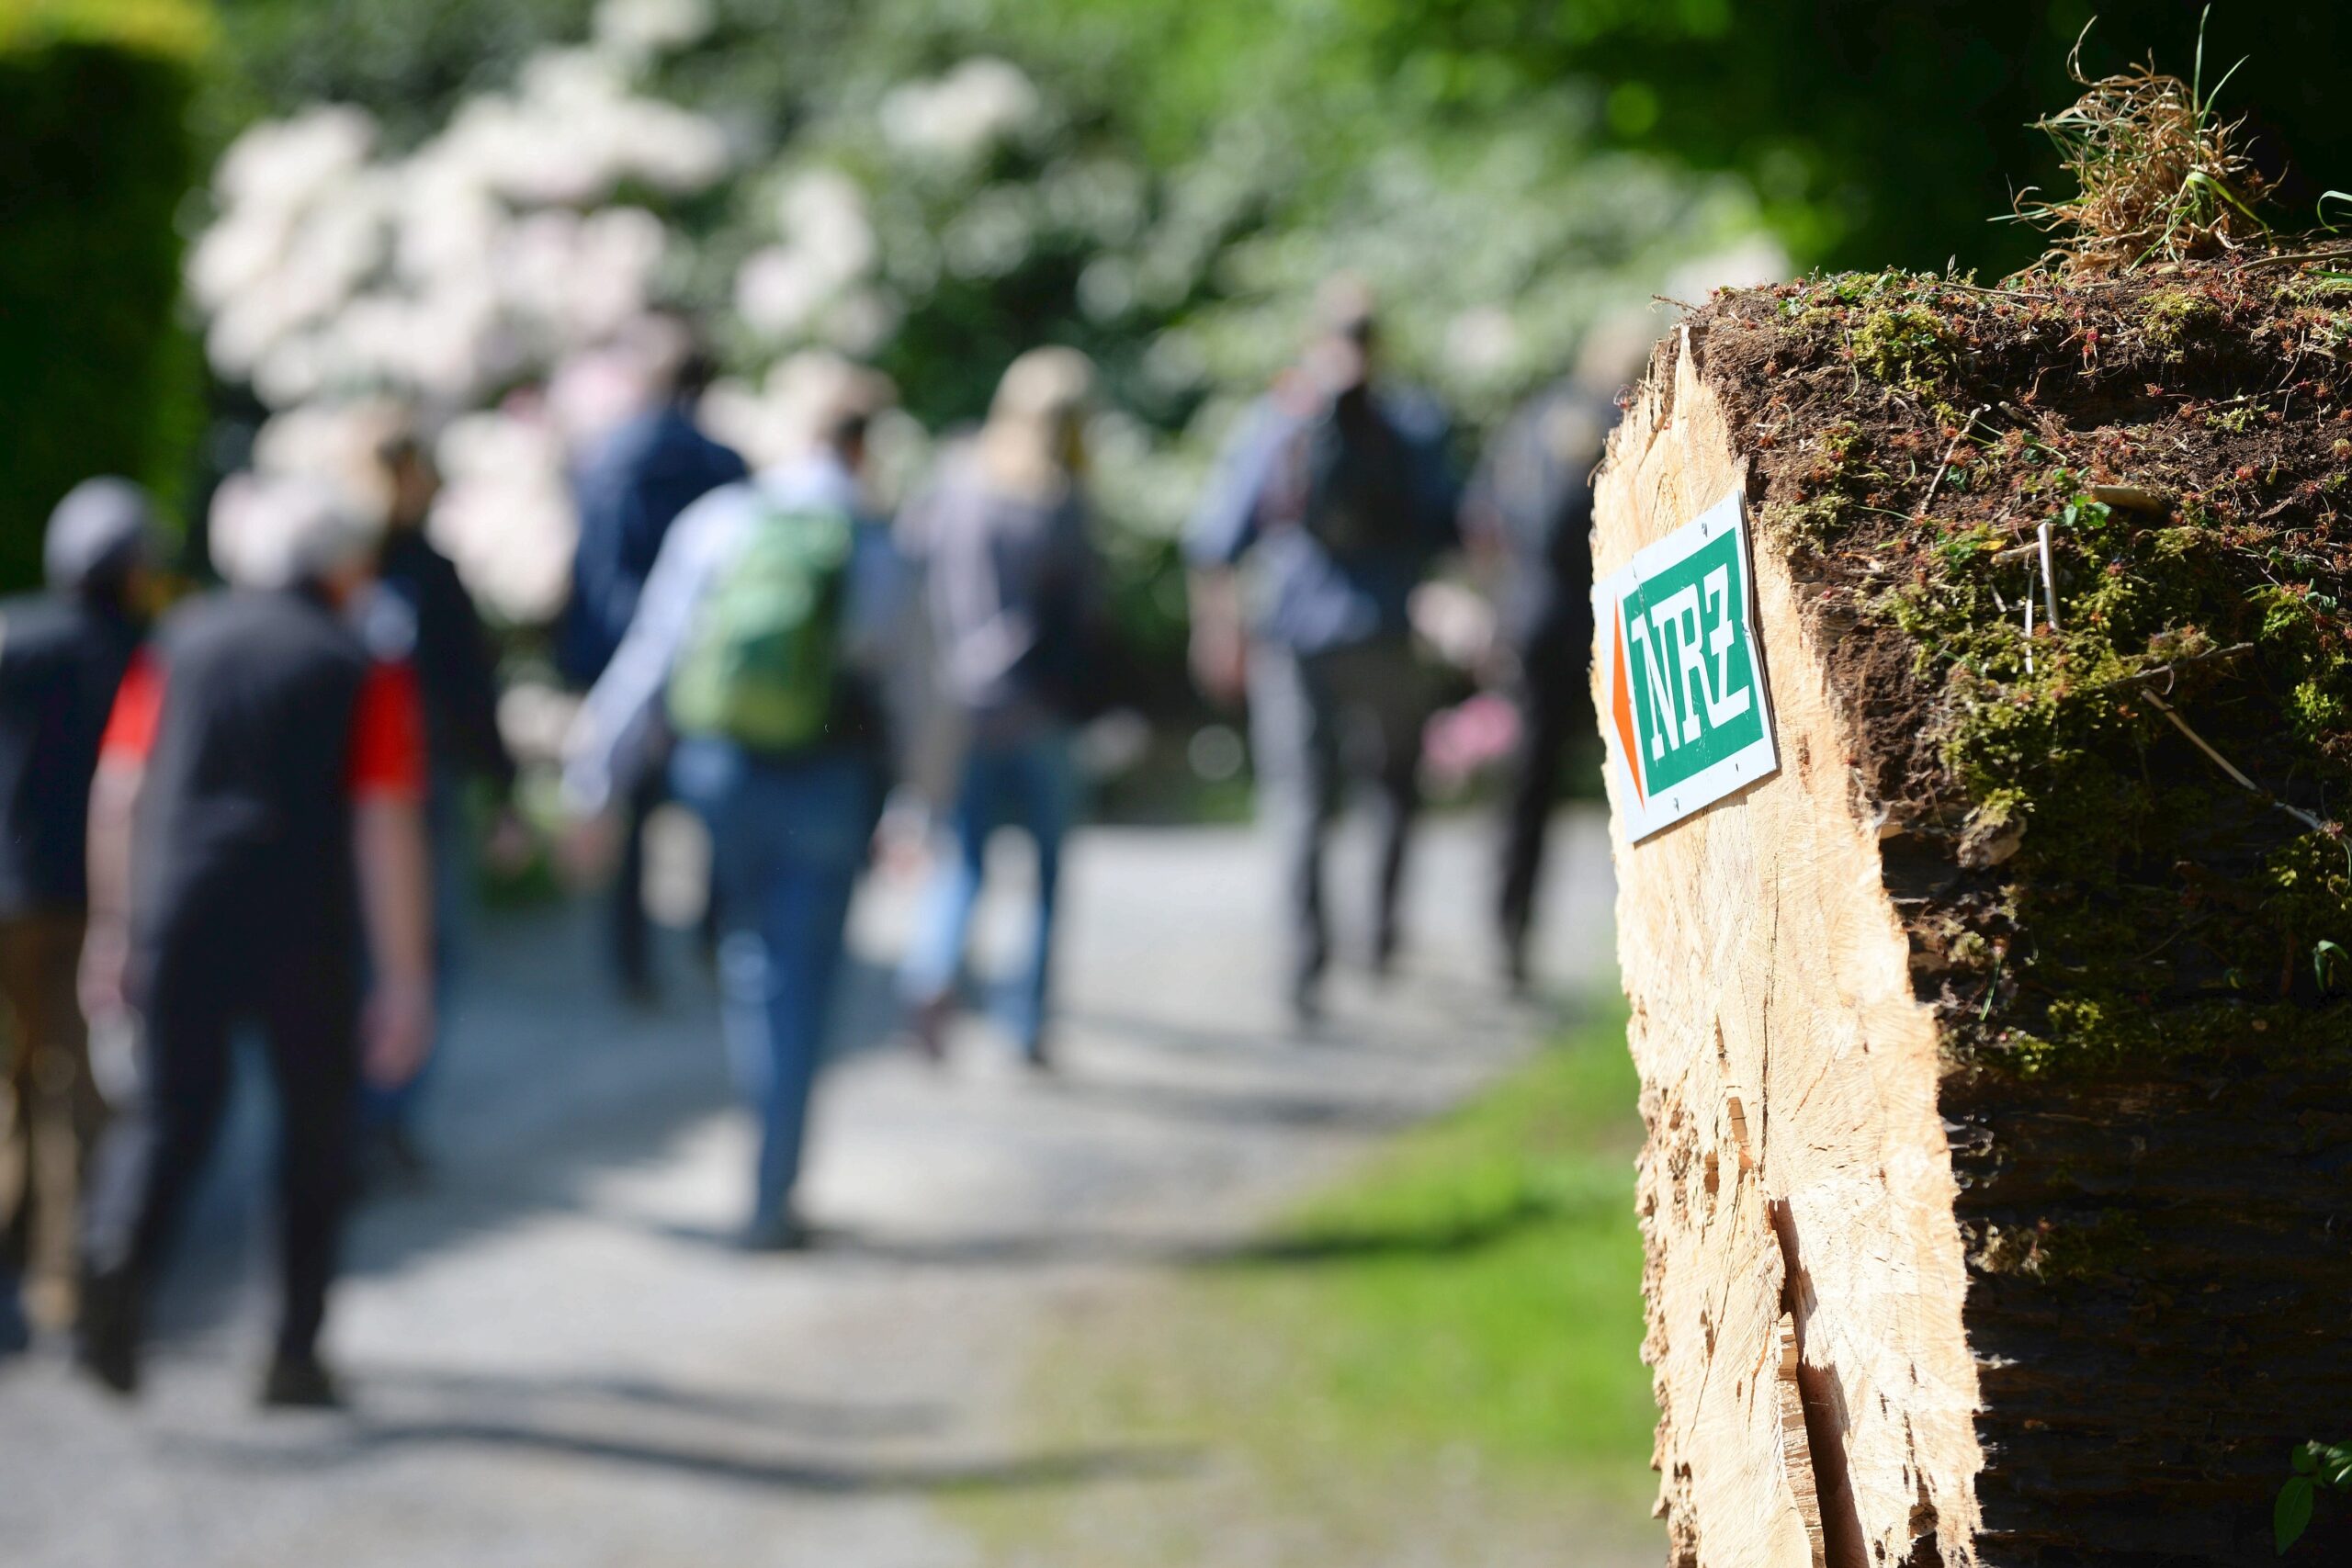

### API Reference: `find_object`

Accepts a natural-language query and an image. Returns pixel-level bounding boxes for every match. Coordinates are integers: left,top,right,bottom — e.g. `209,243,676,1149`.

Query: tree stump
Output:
1594,265,2352,1567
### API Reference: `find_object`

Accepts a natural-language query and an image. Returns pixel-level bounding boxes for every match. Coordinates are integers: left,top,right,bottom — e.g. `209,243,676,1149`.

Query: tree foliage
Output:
0,1,208,589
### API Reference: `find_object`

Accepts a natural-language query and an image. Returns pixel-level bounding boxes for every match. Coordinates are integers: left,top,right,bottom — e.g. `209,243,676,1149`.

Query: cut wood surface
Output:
1595,332,1981,1568
1594,262,2352,1566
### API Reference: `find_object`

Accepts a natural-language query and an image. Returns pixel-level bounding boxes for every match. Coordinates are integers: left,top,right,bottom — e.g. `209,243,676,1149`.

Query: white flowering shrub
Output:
194,0,1779,635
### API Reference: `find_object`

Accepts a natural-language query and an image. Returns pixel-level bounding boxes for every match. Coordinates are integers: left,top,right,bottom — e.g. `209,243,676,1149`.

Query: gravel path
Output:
0,811,1618,1566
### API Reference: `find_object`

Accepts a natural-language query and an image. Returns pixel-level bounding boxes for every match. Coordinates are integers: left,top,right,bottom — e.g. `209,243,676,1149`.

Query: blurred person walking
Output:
0,481,161,1350
356,423,531,1179
560,314,749,998
1461,374,1617,991
1185,280,1460,1022
898,349,1106,1069
75,476,434,1407
564,366,902,1251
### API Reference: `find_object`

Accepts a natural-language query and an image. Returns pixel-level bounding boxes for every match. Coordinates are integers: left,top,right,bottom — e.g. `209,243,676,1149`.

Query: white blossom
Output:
1443,305,1520,381
430,408,578,623
878,58,1040,165
735,169,877,341
213,105,376,218
734,246,829,339
941,185,1035,279
593,0,714,60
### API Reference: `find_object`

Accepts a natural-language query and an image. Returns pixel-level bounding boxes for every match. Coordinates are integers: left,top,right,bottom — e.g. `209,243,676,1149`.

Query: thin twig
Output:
1918,405,1990,516
2023,578,2036,675
2104,641,2256,690
2037,520,2062,631
2233,246,2352,272
1934,279,2061,303
2144,691,2335,836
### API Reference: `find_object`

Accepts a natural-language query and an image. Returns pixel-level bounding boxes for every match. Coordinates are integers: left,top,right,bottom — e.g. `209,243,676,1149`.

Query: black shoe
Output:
74,1270,141,1397
260,1351,342,1410
739,1211,812,1254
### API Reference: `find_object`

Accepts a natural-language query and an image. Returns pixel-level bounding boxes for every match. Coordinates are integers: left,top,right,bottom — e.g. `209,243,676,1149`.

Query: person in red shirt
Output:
75,473,434,1409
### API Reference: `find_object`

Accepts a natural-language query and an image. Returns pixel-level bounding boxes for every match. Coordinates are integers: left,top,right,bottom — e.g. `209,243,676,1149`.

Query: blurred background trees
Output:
0,0,209,587
10,0,2352,608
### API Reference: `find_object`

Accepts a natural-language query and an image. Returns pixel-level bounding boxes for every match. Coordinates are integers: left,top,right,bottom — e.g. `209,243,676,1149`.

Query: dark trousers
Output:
1249,637,1427,998
0,910,102,1323
1498,637,1589,966
82,923,359,1360
612,769,662,990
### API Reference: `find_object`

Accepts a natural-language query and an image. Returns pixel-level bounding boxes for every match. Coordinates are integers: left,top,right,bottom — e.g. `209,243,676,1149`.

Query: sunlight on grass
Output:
965,1008,1658,1566
1213,1004,1653,1492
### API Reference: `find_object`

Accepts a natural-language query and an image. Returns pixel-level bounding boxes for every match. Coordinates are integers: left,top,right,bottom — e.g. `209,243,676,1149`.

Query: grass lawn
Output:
963,1006,1661,1565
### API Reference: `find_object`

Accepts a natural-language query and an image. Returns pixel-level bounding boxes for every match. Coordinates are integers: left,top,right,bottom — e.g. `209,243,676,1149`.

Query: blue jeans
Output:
899,729,1080,1057
671,739,878,1224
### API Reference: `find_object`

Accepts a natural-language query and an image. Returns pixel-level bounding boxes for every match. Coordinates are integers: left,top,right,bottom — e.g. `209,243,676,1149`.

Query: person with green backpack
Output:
561,365,904,1251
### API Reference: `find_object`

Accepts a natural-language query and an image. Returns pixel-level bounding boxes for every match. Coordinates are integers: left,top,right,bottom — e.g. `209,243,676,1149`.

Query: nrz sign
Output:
1593,490,1779,840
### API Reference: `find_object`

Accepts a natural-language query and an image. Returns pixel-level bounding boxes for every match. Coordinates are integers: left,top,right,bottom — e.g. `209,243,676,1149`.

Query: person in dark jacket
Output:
0,479,159,1350
1460,377,1615,990
1184,279,1460,1023
560,315,747,996
76,474,434,1408
358,426,528,1175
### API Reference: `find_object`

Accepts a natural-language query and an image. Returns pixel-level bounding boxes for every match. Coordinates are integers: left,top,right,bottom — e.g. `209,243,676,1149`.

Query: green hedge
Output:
0,1,208,591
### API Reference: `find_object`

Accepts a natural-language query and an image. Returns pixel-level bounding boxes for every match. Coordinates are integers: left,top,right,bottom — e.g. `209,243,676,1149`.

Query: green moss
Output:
1851,302,1954,390
1972,1212,2149,1284
1743,269,2352,1107
2140,286,2222,354
1758,497,1845,551
1996,993,2352,1079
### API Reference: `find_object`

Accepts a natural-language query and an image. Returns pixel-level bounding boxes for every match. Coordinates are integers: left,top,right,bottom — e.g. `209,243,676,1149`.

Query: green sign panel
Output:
1592,491,1779,840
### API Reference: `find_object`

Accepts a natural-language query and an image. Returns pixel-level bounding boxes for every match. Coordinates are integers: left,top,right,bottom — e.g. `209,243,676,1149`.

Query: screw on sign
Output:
1592,489,1780,840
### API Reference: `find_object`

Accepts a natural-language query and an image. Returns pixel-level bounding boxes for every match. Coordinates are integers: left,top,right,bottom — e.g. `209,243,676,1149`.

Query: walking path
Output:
0,812,1620,1567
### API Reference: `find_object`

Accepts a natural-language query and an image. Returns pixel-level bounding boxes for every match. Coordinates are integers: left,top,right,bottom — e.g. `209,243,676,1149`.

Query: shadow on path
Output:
147,915,910,1344
166,1422,1196,1498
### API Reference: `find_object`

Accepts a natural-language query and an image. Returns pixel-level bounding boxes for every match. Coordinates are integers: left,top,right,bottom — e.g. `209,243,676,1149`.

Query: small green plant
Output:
2276,1440,2352,1553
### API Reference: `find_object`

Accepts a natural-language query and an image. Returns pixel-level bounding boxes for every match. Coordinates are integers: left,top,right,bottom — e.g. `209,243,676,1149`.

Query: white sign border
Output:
1592,489,1781,842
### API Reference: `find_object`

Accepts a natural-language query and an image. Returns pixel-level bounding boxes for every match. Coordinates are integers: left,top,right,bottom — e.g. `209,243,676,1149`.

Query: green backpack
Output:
666,501,854,754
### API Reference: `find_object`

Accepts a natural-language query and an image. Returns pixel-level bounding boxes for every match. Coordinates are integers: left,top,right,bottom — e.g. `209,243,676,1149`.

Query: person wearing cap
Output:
560,313,749,999
896,348,1107,1070
1184,278,1461,1023
74,473,434,1407
563,362,905,1251
0,479,162,1352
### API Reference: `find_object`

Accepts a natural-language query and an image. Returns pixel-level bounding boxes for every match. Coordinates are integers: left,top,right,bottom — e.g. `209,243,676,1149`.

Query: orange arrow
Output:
1611,605,1645,802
